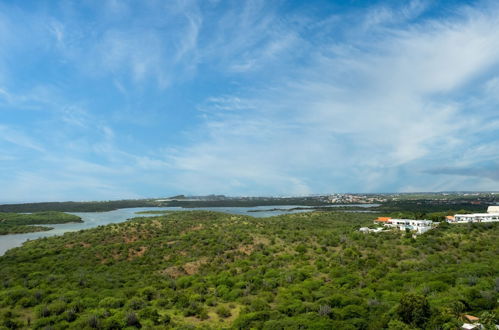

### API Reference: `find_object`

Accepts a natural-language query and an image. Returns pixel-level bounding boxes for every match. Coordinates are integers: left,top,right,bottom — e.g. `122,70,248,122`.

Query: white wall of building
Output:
384,219,433,234
487,206,499,213
452,213,499,223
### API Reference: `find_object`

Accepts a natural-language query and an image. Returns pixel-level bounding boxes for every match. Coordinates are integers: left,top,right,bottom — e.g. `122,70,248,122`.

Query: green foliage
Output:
379,200,488,214
0,211,82,235
0,196,333,213
0,225,52,235
99,297,124,308
215,305,231,318
0,200,160,213
387,319,414,329
0,210,497,328
396,293,431,328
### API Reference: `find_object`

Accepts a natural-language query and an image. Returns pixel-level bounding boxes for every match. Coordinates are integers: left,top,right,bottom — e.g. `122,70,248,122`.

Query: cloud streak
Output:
170,1,499,194
1,1,499,201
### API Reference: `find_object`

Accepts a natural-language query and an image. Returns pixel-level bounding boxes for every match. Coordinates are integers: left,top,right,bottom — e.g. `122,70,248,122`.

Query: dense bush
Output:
0,210,497,328
0,211,82,234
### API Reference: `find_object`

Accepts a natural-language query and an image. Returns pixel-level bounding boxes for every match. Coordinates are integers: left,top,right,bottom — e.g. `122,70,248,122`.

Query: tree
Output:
396,293,431,328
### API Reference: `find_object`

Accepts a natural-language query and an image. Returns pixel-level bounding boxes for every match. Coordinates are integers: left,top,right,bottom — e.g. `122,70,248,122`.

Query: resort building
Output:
374,217,433,234
448,206,499,223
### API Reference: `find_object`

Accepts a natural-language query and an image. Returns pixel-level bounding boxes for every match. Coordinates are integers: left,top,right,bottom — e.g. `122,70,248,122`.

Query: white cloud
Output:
0,125,45,152
1,170,141,203
169,1,499,194
2,1,499,200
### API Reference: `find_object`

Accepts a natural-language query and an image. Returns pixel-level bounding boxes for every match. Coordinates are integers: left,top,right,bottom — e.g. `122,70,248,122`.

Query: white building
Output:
449,206,499,223
486,205,499,213
375,218,433,234
387,219,433,233
451,213,499,223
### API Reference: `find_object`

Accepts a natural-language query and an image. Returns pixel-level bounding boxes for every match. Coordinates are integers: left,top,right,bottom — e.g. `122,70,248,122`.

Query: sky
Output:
1,0,499,203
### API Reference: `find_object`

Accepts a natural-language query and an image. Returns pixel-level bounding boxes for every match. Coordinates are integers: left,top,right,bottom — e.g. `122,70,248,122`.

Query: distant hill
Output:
0,200,160,213
0,197,331,213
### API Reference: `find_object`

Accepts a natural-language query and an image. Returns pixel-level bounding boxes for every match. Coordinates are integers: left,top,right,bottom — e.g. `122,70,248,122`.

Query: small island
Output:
0,211,83,235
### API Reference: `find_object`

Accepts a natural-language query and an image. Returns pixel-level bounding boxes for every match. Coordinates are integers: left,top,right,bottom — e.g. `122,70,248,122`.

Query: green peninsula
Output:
0,211,82,235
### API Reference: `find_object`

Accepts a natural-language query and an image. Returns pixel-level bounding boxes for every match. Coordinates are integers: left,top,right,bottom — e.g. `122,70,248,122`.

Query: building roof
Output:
464,314,480,322
375,217,391,222
446,215,455,220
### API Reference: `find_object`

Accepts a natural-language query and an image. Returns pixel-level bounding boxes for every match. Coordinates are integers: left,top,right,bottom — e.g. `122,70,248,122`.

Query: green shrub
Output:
216,305,232,318
99,297,124,308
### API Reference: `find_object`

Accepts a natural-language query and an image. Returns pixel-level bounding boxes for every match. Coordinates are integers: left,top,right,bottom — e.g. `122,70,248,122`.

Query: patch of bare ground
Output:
183,316,207,324
235,235,270,255
161,266,185,278
182,257,208,275
161,257,209,277
123,235,139,243
64,242,91,248
237,244,255,255
181,224,204,234
252,234,270,245
151,219,163,228
128,246,147,260
111,250,122,261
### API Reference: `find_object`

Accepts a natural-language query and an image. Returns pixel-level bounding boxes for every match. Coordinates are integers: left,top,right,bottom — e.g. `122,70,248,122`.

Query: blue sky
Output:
1,0,499,202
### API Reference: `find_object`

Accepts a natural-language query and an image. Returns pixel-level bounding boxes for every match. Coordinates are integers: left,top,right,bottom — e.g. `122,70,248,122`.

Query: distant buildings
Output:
327,193,387,204
447,206,499,223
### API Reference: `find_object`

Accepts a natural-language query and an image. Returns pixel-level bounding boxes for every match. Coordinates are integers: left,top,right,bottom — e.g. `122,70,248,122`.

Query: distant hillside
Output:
0,200,160,213
0,211,497,329
0,193,495,214
0,197,332,213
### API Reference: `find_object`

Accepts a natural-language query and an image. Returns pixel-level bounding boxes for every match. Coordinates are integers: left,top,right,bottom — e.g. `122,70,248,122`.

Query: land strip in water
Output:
0,211,82,235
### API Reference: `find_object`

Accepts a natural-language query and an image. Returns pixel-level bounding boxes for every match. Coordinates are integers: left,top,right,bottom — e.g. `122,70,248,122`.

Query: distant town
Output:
159,191,499,205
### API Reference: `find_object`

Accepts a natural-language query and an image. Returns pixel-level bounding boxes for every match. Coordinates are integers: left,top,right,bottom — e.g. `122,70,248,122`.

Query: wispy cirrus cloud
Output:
1,0,499,202
169,0,499,195
0,125,45,152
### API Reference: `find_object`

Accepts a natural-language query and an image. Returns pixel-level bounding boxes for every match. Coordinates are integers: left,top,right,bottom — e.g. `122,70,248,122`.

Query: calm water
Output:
0,204,376,256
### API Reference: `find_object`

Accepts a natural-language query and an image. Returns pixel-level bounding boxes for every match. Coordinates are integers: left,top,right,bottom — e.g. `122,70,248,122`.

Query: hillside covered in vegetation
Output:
0,201,160,213
0,212,82,235
0,197,331,213
0,211,497,329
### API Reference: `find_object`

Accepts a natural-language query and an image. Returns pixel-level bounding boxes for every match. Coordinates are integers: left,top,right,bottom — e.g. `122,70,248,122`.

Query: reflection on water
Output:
0,204,377,256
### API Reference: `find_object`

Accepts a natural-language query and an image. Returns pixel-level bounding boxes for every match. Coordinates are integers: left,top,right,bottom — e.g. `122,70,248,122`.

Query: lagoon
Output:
0,204,376,256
